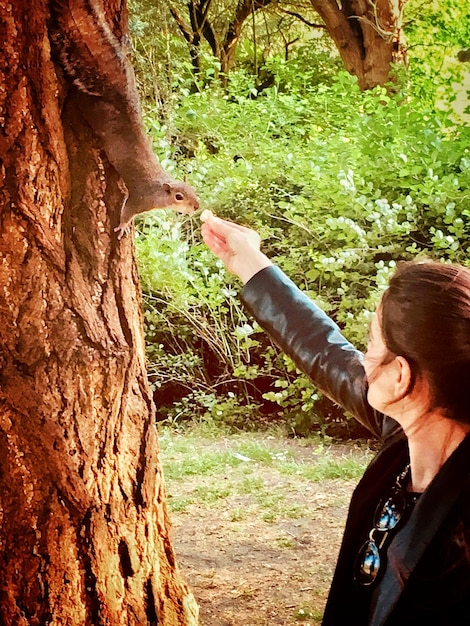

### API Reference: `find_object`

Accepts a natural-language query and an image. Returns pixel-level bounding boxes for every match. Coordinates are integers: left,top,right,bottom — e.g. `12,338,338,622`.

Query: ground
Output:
160,430,372,625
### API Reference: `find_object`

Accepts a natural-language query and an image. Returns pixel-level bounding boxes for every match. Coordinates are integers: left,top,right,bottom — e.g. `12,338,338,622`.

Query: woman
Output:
200,211,470,625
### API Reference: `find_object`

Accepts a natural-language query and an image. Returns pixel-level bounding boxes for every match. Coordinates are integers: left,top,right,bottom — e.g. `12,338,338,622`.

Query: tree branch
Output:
168,4,193,44
278,8,326,29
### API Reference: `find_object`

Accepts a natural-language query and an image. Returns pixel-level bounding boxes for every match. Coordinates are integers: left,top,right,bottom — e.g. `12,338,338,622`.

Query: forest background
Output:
130,0,470,437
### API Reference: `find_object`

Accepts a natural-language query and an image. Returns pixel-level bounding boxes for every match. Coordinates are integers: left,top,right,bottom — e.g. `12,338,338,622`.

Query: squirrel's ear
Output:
163,182,172,193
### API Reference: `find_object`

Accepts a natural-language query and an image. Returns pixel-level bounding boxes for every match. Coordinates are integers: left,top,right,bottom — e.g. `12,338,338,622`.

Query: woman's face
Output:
363,311,397,412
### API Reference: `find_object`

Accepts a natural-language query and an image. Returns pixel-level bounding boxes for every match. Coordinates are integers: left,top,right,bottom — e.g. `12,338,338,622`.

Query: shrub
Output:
136,57,470,435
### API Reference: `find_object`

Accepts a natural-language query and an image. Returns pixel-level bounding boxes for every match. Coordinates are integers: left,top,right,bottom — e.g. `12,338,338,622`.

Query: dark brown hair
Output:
380,260,470,423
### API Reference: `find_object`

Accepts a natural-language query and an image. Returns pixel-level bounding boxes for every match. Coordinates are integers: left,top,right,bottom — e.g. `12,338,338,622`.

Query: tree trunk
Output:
168,0,274,82
169,4,204,75
220,0,273,77
310,0,407,90
0,1,198,624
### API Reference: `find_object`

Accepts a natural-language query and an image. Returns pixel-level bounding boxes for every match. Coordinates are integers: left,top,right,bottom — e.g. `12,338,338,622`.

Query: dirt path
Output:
164,435,370,625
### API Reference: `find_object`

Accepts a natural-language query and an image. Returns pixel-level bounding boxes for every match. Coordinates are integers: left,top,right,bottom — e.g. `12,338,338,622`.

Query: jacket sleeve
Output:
240,265,394,438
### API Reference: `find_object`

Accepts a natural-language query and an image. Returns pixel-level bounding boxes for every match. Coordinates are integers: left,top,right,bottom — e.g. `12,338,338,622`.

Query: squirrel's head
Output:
116,178,200,238
162,181,199,214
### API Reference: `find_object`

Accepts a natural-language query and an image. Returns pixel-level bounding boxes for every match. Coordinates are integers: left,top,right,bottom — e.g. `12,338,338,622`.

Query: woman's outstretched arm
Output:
201,212,394,438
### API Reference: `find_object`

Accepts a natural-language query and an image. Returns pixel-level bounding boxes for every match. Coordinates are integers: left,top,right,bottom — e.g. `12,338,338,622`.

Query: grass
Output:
279,454,369,481
158,423,372,517
295,606,324,621
160,422,374,625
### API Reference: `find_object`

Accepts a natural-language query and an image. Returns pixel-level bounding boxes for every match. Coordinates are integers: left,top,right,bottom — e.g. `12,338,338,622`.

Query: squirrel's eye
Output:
175,192,185,201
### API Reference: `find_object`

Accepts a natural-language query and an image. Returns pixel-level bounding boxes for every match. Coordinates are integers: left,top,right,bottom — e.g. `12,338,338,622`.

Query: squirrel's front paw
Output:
114,222,131,240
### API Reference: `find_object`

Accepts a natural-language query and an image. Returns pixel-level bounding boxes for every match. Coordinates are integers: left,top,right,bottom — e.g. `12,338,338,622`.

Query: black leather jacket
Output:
241,265,402,441
241,266,470,626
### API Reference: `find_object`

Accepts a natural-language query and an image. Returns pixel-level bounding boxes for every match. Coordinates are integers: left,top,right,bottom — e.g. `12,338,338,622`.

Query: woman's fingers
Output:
201,210,254,236
200,211,271,282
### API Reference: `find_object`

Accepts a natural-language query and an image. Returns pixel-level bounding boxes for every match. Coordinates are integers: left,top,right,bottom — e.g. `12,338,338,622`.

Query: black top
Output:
241,266,470,625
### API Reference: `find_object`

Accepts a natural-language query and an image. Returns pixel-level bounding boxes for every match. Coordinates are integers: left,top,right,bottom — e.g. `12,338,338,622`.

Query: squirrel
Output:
49,0,200,238
458,49,470,63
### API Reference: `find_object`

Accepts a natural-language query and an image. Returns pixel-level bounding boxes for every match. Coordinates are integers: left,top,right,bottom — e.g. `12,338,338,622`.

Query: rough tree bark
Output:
310,0,407,90
0,0,198,624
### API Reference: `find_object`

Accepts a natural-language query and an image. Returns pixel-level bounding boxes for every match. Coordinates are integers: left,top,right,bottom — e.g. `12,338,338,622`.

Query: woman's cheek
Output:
364,360,386,411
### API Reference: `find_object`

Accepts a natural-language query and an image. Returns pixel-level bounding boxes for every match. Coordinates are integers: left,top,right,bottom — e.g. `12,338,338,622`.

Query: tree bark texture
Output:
310,0,407,90
0,1,198,624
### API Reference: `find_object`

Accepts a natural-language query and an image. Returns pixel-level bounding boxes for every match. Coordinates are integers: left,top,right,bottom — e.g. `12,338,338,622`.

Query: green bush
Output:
136,51,470,435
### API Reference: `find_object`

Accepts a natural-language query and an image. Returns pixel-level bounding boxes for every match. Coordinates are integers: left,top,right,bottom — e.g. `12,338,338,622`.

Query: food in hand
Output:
200,209,214,222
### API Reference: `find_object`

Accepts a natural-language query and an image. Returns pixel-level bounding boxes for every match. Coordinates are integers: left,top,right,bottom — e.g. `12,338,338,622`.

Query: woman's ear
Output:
393,356,412,400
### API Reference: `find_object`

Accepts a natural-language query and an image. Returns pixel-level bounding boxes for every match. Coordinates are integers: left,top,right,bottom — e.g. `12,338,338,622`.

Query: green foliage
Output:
136,212,276,428
128,0,340,100
404,0,470,107
134,2,470,434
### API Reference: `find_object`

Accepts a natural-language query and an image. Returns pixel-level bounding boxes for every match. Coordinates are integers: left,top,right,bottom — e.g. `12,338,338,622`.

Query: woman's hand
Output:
200,210,272,284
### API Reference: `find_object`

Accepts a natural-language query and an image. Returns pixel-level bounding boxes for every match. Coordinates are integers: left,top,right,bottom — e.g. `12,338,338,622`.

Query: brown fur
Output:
49,0,199,238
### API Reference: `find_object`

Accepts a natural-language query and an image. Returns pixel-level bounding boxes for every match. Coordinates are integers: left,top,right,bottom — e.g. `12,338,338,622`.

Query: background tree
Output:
308,0,407,90
168,0,274,77
158,0,407,90
0,0,198,623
